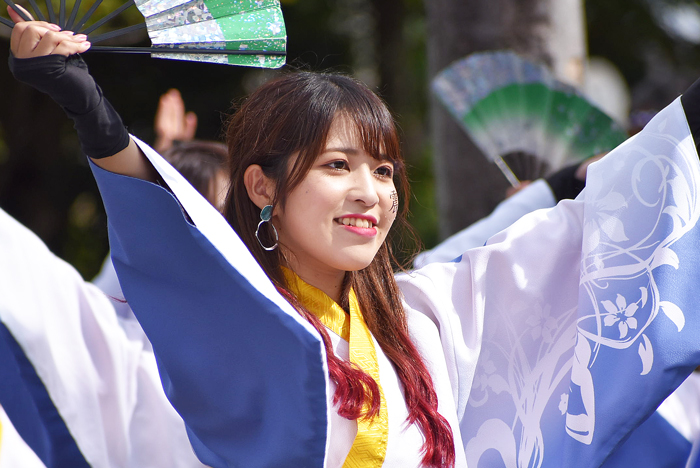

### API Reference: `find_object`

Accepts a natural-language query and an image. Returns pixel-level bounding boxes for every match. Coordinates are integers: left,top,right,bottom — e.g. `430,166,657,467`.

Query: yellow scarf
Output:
282,268,388,467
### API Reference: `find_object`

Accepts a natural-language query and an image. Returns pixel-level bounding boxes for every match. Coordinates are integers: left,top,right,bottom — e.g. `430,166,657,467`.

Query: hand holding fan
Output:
1,0,286,68
432,51,628,186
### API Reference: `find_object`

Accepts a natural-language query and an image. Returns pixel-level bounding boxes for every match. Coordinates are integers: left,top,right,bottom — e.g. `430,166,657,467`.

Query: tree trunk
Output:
425,0,586,238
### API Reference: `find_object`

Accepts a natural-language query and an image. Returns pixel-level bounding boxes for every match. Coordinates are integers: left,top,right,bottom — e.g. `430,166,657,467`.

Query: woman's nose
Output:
350,167,379,206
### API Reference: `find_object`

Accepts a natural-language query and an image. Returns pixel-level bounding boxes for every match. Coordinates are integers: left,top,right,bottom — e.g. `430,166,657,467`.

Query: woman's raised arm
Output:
7,8,155,181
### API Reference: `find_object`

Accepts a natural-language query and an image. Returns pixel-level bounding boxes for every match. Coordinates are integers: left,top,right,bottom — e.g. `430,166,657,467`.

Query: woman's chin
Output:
330,256,375,273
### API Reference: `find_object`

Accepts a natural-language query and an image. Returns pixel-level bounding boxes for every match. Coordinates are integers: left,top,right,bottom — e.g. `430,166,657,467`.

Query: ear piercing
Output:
255,204,278,251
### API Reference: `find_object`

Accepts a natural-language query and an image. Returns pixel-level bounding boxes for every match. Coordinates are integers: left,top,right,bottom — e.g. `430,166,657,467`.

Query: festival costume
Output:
93,254,140,321
413,179,556,267
0,206,205,468
0,405,45,467
0,176,461,467
78,137,466,467
282,267,468,467
413,152,700,466
6,52,700,466
75,90,700,467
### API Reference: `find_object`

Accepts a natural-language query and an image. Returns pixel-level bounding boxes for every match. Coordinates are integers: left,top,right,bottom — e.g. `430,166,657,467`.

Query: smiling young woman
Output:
9,8,700,468
222,71,456,467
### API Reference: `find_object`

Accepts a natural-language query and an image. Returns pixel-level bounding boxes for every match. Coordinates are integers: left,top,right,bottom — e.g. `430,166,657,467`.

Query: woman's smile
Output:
335,214,378,236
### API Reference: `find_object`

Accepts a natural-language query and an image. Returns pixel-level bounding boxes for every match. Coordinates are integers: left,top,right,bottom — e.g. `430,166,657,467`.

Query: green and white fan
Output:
1,0,286,68
432,51,628,185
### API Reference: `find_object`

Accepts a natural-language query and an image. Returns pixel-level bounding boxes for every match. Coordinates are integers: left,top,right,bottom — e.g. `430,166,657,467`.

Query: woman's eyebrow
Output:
323,147,361,155
324,147,390,159
322,147,392,164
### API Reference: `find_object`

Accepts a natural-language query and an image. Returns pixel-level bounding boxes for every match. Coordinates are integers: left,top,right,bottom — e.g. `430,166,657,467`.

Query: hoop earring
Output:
255,205,278,251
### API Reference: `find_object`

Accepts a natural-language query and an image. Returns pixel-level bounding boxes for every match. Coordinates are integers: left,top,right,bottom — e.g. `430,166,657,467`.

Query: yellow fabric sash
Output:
282,268,388,467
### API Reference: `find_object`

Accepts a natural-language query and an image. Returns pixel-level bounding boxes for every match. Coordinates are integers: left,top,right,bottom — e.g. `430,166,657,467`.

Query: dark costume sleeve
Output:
89,140,329,468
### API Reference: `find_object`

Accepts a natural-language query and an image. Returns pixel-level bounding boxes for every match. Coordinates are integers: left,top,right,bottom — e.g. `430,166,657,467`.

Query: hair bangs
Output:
276,74,405,206
336,81,401,166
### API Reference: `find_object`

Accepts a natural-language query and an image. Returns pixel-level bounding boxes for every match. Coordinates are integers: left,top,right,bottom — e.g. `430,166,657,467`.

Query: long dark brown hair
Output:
223,72,455,467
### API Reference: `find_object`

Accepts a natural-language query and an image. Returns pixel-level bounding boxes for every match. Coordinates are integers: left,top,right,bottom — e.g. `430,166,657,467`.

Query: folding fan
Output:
1,0,287,68
432,51,628,185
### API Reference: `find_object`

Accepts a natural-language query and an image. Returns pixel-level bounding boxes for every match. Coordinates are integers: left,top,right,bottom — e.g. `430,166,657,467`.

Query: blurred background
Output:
1,0,700,278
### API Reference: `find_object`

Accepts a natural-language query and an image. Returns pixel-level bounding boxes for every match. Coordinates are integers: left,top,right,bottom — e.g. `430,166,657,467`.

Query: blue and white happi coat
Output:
414,123,700,467
2,94,700,466
400,96,700,467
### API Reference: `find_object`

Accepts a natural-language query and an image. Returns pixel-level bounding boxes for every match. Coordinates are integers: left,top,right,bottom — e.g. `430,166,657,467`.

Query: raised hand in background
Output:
153,88,198,154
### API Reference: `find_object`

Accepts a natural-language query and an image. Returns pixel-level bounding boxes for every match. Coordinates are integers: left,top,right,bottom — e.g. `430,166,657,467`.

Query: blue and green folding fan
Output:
1,0,286,68
432,51,627,186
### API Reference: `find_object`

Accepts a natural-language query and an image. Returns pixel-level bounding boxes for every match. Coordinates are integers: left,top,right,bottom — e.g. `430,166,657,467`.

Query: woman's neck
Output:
283,259,346,303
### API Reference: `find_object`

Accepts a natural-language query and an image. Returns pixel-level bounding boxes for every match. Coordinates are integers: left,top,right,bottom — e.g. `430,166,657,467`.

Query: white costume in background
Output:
0,207,205,467
414,179,556,267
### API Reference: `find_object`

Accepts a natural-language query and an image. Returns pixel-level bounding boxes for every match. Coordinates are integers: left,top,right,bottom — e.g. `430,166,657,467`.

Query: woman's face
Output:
274,115,398,285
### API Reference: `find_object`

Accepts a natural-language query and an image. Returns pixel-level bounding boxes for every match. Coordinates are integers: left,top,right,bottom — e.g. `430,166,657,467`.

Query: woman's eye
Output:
375,166,393,178
327,160,348,171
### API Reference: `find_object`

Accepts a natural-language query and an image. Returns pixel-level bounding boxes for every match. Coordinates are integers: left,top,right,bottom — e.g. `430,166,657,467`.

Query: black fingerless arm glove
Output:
9,53,130,159
545,162,586,202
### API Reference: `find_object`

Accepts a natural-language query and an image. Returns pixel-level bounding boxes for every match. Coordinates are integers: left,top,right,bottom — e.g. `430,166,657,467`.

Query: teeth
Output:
339,217,373,228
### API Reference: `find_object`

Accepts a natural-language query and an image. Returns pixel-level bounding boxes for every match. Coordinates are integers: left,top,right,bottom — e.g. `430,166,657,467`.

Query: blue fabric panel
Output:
602,411,691,468
90,161,328,468
0,323,90,468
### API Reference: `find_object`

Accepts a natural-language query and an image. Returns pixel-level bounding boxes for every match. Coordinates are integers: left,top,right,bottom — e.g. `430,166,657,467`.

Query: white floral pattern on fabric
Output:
460,98,700,467
601,294,639,339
